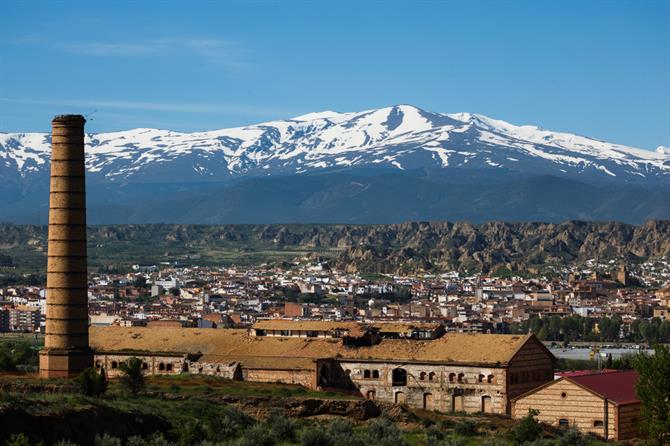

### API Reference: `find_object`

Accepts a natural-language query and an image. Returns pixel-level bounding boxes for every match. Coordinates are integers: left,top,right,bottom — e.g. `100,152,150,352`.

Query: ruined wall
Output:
95,354,186,377
243,368,315,388
337,360,508,414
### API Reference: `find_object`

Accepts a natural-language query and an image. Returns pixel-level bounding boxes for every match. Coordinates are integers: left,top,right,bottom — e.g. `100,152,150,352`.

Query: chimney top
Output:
52,115,86,125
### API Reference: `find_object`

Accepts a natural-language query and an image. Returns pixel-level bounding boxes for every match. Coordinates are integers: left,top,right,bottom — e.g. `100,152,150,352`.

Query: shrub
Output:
94,434,122,446
509,409,542,444
76,367,108,397
236,424,276,446
425,425,445,446
265,409,294,442
326,419,365,446
4,434,30,446
557,427,586,446
365,418,407,446
119,357,145,395
301,426,332,446
454,419,477,436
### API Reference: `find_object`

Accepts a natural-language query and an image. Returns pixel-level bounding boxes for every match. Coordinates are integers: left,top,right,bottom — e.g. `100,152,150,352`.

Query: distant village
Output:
2,257,669,341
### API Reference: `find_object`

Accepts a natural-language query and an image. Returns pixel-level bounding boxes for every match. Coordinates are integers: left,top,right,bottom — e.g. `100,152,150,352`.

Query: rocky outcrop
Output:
1,221,669,274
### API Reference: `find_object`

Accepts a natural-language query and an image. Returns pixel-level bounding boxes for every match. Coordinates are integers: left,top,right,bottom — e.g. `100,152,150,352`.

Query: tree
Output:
77,366,108,397
119,357,145,395
634,345,670,445
509,409,542,443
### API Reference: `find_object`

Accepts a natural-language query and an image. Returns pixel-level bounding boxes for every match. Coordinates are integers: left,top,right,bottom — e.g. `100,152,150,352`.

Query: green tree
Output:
119,357,145,396
634,345,670,445
76,366,108,397
509,409,542,443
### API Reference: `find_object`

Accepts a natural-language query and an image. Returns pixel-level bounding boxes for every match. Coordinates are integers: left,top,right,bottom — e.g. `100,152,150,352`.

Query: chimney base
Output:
39,348,93,379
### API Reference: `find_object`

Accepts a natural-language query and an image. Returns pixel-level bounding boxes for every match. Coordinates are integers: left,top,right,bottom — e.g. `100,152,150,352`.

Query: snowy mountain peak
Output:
1,105,669,185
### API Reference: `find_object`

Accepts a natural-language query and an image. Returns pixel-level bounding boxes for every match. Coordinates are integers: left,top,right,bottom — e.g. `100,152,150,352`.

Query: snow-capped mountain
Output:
1,105,669,224
2,104,669,184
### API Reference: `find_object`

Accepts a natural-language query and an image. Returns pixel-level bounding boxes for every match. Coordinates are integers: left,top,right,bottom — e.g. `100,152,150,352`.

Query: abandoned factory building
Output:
90,321,555,415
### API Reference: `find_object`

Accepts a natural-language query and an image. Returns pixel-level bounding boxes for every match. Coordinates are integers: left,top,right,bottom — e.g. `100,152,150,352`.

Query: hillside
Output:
1,221,668,274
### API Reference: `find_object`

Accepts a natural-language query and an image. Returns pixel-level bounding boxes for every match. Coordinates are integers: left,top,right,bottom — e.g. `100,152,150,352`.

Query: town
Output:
3,257,669,344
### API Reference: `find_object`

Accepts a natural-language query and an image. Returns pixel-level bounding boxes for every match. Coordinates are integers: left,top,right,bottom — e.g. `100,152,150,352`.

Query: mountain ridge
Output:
1,105,669,224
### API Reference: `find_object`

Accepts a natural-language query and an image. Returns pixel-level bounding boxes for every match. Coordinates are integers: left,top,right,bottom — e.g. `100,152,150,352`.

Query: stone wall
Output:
336,360,508,414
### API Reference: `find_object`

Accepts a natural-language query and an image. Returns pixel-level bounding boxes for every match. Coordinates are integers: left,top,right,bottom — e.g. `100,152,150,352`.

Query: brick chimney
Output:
39,115,93,378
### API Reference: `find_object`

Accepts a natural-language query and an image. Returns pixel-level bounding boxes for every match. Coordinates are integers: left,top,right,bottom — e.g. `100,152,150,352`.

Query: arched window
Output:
372,370,379,379
344,369,351,375
158,362,165,371
457,373,465,383
111,361,118,369
363,369,371,379
419,372,426,381
478,374,485,383
367,390,376,400
182,362,189,372
428,372,436,381
487,374,494,384
449,372,456,383
392,368,407,386
166,363,173,372
141,362,148,370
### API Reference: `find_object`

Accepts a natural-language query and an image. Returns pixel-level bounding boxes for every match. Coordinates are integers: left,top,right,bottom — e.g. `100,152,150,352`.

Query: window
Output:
95,360,102,369
158,363,165,371
449,372,456,383
487,374,494,384
593,420,604,428
166,364,173,371
478,374,485,383
419,372,426,381
111,361,118,369
372,370,380,379
141,362,148,370
344,369,351,375
280,330,290,336
392,368,407,386
306,331,318,338
558,419,569,428
256,329,266,336
428,372,436,381
457,373,465,383
560,392,567,399
364,369,371,379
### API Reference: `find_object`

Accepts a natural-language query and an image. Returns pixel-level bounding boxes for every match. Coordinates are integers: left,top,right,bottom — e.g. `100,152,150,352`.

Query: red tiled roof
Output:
569,370,639,405
556,369,617,378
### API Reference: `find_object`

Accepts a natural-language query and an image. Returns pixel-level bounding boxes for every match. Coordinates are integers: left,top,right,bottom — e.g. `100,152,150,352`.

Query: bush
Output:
127,433,174,446
327,418,363,446
77,367,108,397
4,434,30,446
425,425,445,446
265,409,295,442
236,424,276,446
94,434,122,446
119,357,145,395
509,409,542,444
454,419,477,436
557,427,586,446
365,418,407,446
301,426,332,446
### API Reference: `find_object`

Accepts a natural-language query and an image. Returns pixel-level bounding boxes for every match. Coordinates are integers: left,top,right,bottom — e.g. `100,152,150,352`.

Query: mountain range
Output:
1,105,669,224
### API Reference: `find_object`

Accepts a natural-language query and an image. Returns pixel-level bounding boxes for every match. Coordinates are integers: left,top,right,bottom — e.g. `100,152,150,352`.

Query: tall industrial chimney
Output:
39,115,93,378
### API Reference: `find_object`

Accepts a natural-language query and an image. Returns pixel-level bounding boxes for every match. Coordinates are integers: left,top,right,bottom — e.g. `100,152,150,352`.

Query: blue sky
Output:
1,0,668,150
